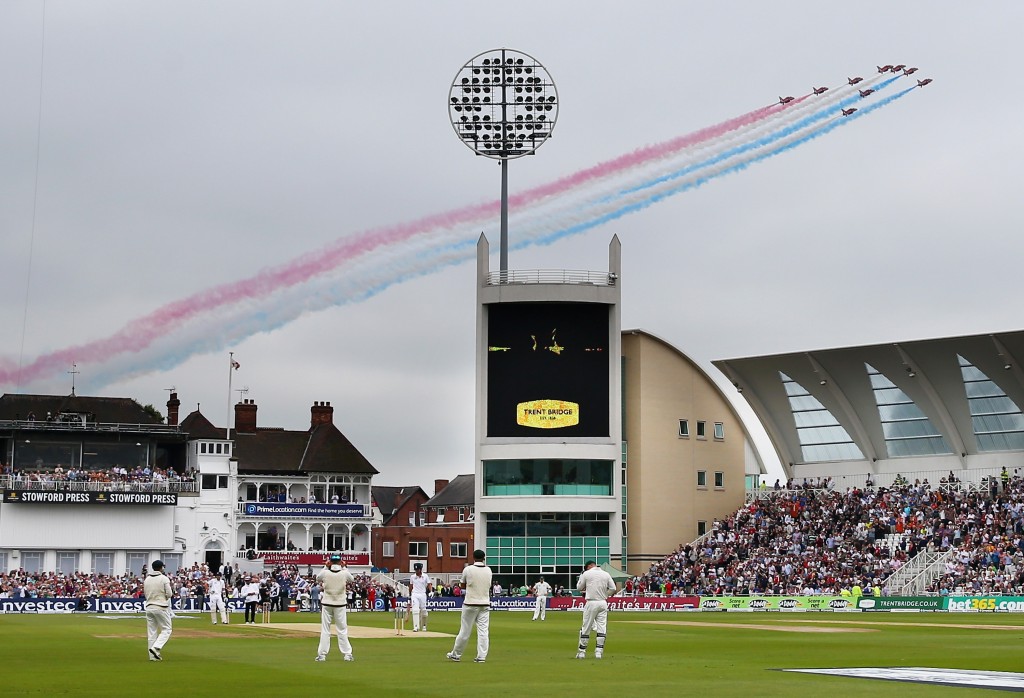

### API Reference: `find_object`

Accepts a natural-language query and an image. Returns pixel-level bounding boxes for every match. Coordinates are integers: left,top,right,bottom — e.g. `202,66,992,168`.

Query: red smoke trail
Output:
2,100,793,387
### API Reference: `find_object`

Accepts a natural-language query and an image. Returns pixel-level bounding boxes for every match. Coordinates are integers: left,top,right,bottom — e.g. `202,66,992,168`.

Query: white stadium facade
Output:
714,329,1024,488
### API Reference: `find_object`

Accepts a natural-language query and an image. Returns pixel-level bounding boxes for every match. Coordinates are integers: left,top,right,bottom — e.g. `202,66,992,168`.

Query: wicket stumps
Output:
394,604,407,636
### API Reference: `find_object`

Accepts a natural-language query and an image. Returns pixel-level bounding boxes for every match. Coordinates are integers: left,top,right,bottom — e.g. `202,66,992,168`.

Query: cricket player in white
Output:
531,576,552,621
408,563,433,632
144,559,173,661
447,549,493,663
208,572,229,624
575,560,615,659
315,554,355,662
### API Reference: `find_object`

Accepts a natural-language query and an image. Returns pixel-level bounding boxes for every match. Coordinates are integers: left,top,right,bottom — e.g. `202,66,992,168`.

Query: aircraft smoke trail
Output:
5,75,919,390
80,84,920,390
4,100,798,389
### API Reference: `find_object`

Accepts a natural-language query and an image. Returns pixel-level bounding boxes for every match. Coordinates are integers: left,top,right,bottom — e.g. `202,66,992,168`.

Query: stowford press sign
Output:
3,490,177,505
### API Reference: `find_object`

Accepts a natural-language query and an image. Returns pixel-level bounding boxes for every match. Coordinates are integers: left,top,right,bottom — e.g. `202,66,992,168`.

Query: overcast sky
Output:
2,1,1022,486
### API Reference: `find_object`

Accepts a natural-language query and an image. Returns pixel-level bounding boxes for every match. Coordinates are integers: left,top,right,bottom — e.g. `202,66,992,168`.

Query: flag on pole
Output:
231,360,240,370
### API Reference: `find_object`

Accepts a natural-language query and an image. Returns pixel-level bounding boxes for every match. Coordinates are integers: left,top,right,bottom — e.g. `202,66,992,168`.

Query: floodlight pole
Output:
449,48,558,281
500,159,509,275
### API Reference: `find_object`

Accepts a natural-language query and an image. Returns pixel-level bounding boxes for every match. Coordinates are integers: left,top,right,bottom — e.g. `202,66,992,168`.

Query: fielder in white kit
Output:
207,572,229,624
531,576,552,621
575,560,615,659
408,562,433,632
315,554,355,662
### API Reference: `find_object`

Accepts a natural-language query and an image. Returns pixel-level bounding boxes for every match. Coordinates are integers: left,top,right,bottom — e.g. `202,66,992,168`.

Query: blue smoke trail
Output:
525,86,917,247
615,76,902,199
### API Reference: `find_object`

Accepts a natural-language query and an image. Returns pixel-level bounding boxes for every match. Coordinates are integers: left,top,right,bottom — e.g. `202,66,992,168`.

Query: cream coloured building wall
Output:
621,330,758,574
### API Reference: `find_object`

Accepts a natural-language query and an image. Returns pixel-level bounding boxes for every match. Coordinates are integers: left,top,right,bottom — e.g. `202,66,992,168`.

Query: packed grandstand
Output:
4,470,1021,601
635,470,1023,597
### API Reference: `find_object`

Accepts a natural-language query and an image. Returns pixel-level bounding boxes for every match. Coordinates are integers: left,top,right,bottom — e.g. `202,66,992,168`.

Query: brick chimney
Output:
166,392,180,427
434,479,449,496
311,401,334,429
234,399,258,434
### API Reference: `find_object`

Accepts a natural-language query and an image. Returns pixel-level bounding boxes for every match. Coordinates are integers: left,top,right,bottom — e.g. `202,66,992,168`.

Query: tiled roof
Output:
233,423,378,476
423,474,474,508
372,485,425,524
179,410,223,440
0,393,161,423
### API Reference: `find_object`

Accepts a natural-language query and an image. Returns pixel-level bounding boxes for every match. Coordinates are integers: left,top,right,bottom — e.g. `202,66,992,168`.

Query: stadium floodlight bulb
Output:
449,48,558,161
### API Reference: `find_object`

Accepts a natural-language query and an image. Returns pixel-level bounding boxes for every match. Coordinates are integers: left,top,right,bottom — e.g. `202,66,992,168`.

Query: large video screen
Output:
486,302,610,437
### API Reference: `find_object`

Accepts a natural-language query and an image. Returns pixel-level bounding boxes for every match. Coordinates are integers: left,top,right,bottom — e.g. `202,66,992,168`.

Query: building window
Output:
57,551,79,576
436,541,443,558
92,552,113,576
127,552,148,576
21,551,44,574
218,475,228,488
697,470,707,487
697,521,707,536
161,553,182,573
382,541,395,557
200,443,207,454
408,512,416,526
450,542,468,558
458,508,465,522
409,541,427,558
678,419,689,437
202,474,218,489
419,511,426,526
696,421,706,439
714,422,724,440
714,471,724,488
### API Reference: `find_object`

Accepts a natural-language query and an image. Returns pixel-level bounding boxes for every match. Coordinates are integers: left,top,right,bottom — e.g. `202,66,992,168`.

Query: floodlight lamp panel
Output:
449,48,558,161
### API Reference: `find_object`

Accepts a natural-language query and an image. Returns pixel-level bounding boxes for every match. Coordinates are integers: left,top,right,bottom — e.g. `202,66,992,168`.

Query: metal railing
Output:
884,550,954,596
0,418,183,434
236,501,372,517
485,269,617,286
0,474,197,493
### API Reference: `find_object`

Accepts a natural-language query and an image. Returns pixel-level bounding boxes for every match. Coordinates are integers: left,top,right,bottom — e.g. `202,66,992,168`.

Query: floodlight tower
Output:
449,49,559,275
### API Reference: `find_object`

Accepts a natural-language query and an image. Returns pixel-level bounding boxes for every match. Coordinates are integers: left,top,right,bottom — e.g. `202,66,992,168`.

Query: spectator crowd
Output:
636,469,1024,597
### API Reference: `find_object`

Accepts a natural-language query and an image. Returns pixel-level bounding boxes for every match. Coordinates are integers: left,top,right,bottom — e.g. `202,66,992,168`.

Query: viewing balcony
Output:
236,500,373,519
1,474,198,494
485,269,617,286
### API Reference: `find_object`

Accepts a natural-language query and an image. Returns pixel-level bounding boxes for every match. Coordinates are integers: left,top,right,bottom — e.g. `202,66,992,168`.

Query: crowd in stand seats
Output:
0,463,188,490
637,470,1024,596
0,562,402,609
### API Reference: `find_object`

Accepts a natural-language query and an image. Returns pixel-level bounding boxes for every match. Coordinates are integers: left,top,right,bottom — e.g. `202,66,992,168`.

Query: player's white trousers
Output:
146,605,173,651
318,604,353,657
578,599,608,654
451,605,490,660
411,593,429,630
209,596,228,623
532,596,547,620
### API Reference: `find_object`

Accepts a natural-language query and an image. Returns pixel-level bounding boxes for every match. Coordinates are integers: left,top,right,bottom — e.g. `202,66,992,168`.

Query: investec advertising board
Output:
3,489,177,505
486,302,610,438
